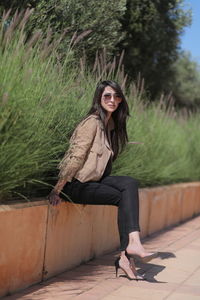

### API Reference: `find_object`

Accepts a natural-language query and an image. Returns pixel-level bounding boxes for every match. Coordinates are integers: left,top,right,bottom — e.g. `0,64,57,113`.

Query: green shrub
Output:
1,10,200,202
112,98,200,186
0,11,92,200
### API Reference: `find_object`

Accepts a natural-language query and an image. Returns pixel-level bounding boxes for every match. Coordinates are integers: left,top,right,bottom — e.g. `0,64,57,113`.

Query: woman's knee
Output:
121,176,139,188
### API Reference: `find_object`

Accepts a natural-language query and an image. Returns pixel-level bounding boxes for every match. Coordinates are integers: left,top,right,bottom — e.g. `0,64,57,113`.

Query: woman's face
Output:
100,86,122,114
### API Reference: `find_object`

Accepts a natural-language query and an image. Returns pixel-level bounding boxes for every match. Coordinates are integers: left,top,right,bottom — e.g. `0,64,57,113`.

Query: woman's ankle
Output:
128,231,144,248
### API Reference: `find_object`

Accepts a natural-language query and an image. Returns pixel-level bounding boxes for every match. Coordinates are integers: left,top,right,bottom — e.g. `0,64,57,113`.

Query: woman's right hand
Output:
48,190,62,206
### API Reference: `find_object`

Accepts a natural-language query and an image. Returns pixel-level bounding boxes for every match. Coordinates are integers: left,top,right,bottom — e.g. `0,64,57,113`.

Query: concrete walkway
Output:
4,215,200,300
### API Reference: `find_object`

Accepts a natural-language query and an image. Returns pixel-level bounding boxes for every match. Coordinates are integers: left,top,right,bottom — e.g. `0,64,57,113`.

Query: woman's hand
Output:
48,178,67,206
48,190,62,206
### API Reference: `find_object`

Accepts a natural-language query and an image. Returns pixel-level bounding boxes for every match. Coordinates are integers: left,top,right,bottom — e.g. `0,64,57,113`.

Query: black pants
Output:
63,176,140,251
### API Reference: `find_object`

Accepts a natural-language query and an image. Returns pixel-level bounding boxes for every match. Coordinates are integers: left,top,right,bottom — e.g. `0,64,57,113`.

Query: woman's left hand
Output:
48,190,62,206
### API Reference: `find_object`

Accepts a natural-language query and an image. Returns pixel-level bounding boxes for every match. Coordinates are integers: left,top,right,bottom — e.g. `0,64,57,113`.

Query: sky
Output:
180,0,200,63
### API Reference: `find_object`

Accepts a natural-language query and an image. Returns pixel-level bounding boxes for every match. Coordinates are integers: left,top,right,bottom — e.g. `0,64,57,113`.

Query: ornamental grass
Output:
0,10,200,202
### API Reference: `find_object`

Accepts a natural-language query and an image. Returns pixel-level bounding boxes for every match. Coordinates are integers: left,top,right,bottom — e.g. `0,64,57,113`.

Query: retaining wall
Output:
0,182,200,297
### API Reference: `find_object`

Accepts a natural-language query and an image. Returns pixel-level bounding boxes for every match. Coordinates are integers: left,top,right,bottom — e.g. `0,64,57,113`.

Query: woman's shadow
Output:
133,251,176,283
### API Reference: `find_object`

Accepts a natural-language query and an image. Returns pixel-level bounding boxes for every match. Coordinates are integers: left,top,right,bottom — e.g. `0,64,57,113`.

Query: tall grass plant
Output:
0,10,94,200
112,97,200,186
0,10,200,201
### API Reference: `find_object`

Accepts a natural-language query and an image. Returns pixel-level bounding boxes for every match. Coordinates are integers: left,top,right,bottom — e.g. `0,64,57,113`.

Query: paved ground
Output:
4,215,200,300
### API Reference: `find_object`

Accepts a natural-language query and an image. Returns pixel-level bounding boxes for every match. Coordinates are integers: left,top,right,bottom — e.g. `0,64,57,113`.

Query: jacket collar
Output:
91,114,115,130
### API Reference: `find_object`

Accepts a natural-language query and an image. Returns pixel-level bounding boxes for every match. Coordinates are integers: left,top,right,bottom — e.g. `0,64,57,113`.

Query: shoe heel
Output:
114,257,120,277
115,265,118,277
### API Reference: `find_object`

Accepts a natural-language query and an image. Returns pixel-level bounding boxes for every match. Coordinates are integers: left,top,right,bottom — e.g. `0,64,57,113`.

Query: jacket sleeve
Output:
58,117,98,181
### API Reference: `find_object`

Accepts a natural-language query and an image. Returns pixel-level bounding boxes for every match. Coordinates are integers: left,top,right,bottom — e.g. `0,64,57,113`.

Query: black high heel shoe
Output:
114,257,145,281
125,250,158,263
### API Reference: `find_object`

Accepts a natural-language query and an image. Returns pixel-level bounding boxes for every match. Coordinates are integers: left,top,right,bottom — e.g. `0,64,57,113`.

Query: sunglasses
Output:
102,93,122,103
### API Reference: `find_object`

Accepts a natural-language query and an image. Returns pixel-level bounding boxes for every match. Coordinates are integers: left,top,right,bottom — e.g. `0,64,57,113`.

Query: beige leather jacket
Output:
58,114,114,182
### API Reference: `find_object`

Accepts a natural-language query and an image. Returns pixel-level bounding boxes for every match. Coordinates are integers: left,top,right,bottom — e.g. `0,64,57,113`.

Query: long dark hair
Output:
87,80,130,160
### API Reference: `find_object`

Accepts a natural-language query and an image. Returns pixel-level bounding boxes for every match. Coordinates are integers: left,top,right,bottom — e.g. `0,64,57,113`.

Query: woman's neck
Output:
105,112,112,125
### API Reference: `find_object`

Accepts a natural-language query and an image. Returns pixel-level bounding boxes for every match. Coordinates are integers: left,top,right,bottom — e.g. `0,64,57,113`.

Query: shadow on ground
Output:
135,251,176,283
4,251,176,299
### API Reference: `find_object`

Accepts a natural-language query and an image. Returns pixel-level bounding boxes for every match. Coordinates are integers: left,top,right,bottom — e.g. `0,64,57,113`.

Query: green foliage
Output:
1,11,200,202
0,0,194,109
112,98,200,186
117,0,191,99
0,0,126,61
0,1,38,15
170,51,200,109
0,11,92,200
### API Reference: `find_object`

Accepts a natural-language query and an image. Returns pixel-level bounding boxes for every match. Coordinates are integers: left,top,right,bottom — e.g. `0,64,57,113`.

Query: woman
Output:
48,80,157,280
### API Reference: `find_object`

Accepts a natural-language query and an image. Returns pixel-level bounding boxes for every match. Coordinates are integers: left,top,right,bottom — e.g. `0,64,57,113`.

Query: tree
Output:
170,51,200,110
1,0,193,105
0,0,126,62
117,0,191,99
